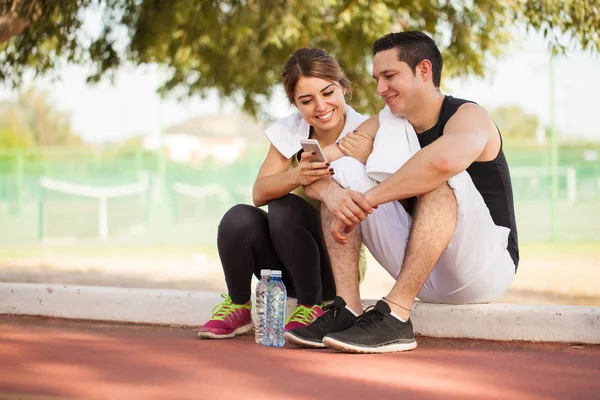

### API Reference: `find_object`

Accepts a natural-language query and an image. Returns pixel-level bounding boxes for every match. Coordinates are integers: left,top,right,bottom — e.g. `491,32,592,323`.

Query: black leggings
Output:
217,193,336,305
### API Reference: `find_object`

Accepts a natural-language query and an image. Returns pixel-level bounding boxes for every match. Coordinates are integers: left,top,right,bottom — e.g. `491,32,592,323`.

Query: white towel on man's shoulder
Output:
264,105,368,159
366,106,421,183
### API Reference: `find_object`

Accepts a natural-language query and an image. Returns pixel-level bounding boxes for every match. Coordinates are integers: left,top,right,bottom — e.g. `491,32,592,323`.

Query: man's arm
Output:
304,177,373,225
301,115,381,224
364,103,494,207
302,175,335,202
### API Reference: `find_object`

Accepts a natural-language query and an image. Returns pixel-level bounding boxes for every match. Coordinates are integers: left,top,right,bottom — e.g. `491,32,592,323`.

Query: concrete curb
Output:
1,283,598,343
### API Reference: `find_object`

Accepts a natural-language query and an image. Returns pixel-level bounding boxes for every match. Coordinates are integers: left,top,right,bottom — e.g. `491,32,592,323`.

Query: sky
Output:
1,22,599,144
446,37,600,142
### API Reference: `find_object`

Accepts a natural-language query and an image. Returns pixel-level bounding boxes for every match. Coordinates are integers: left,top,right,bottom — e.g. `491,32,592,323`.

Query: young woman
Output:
199,48,370,339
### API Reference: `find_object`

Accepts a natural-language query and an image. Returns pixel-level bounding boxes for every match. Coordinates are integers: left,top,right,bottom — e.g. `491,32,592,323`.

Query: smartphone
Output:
299,139,328,163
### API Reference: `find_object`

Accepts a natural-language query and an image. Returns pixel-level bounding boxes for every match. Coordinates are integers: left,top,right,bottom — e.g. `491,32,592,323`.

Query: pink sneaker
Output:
285,304,326,331
198,294,253,339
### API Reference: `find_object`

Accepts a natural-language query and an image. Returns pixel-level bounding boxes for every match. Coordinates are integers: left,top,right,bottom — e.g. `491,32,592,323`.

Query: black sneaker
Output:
322,300,417,353
284,296,358,349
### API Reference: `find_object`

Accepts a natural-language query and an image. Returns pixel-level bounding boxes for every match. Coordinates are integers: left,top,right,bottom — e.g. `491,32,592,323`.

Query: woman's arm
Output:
252,144,298,207
322,115,380,164
322,142,345,163
252,144,331,207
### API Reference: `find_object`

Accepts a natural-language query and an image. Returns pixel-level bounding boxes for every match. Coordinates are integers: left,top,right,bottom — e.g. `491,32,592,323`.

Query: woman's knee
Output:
218,204,266,237
267,194,310,234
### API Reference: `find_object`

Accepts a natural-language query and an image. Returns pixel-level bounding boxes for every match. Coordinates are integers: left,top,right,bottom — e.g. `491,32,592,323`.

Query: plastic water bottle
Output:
263,270,287,347
254,269,271,344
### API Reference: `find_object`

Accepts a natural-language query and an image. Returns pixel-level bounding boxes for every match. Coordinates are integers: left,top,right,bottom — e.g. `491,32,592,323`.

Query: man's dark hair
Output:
373,31,443,88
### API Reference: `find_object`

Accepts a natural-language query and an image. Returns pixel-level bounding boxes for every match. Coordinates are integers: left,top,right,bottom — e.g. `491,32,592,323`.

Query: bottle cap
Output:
260,269,271,276
271,270,282,278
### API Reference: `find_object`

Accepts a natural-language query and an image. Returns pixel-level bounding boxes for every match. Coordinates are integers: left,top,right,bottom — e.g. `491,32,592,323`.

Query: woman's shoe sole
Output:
198,322,254,339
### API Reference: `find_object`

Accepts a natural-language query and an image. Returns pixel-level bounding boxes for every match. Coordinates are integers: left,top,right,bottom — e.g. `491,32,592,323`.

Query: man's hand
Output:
322,184,373,226
337,130,374,164
329,216,358,245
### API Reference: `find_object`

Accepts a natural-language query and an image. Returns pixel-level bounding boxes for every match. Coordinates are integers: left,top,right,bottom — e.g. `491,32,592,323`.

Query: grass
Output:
0,244,220,260
519,242,600,256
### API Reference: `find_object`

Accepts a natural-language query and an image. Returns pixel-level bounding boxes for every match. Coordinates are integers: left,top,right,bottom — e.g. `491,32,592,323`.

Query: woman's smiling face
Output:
294,76,346,133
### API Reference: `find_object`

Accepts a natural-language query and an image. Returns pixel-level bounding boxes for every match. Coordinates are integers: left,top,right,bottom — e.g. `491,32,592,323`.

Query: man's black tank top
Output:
417,96,519,269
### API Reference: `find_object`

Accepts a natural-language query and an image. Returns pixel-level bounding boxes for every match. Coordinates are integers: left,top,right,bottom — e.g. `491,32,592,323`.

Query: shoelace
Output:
210,294,246,321
311,302,340,326
323,302,340,316
287,305,319,324
356,305,385,331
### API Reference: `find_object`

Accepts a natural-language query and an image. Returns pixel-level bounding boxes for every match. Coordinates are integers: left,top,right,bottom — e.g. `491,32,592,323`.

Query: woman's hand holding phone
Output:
295,151,334,186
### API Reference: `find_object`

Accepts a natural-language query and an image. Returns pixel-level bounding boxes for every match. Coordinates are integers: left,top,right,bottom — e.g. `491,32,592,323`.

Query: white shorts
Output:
330,156,515,304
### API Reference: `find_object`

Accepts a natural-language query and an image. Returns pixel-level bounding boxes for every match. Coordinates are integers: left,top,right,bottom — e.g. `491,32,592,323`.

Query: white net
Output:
39,174,150,240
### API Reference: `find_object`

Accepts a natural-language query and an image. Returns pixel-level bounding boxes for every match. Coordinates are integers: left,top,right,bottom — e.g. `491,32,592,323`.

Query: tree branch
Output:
0,0,41,44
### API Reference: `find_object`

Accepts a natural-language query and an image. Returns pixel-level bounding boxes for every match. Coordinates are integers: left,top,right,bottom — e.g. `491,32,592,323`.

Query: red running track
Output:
1,315,599,400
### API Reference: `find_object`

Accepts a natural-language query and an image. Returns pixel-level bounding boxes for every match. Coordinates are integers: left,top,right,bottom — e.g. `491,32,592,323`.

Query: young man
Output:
284,31,519,353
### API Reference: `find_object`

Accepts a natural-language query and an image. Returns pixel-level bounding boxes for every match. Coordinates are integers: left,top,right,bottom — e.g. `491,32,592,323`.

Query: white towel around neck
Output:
366,105,421,183
264,105,368,159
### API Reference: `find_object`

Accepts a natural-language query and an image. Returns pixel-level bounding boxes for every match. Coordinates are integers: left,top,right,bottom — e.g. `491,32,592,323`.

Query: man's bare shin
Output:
321,203,363,314
386,182,458,318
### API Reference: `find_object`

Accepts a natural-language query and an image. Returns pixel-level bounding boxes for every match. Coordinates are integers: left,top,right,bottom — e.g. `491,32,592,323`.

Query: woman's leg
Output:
201,203,298,339
267,194,336,305
217,204,285,304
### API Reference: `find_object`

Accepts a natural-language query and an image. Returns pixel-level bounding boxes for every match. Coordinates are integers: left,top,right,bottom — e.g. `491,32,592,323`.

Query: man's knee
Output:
330,156,373,193
416,181,457,211
417,172,481,220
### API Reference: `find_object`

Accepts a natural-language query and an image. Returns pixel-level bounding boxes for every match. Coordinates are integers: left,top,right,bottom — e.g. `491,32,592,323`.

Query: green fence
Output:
0,144,598,246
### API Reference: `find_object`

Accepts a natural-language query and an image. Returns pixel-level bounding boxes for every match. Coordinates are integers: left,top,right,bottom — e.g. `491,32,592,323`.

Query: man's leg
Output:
284,157,373,348
417,171,515,305
323,171,515,353
320,203,362,314
283,204,362,348
384,182,457,320
341,168,514,312
320,156,413,314
321,182,456,353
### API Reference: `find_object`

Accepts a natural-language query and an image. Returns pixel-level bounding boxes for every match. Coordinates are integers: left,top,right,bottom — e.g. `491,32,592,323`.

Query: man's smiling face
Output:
372,48,423,117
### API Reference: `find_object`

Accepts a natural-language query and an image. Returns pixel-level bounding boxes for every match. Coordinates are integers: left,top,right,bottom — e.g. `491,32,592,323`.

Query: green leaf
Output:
1,0,598,118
